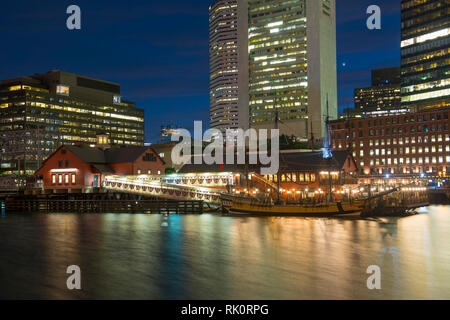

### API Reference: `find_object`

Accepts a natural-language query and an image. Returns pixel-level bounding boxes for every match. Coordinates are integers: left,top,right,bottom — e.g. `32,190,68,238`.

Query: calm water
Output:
1,206,450,300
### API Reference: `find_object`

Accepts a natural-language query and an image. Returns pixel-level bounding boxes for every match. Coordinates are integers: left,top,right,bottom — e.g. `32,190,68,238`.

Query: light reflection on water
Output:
0,206,450,299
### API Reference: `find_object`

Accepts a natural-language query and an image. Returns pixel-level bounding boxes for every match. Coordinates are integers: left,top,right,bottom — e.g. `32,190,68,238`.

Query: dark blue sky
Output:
0,0,400,143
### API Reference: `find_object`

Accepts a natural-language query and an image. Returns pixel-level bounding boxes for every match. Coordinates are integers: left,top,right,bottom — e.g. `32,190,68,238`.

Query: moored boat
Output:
223,196,365,217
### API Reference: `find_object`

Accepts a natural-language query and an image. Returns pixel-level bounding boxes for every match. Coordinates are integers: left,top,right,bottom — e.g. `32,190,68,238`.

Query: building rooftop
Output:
333,106,450,123
178,150,354,174
64,145,164,165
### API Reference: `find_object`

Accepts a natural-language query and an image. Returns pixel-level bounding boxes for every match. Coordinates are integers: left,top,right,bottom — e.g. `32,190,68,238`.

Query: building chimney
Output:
96,132,111,150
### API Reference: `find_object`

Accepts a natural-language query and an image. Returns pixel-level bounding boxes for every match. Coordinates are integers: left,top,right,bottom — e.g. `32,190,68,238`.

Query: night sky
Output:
0,0,400,143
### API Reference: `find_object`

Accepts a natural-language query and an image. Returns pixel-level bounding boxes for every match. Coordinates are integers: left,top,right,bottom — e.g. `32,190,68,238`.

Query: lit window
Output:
56,85,70,96
52,174,56,184
58,175,63,184
65,174,69,184
71,174,76,184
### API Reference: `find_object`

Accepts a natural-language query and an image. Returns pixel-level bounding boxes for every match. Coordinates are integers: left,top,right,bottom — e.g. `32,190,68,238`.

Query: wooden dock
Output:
361,187,431,217
3,198,204,214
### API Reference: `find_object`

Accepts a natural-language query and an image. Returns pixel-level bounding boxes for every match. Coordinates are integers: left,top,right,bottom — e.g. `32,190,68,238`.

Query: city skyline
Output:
1,0,450,304
0,0,401,142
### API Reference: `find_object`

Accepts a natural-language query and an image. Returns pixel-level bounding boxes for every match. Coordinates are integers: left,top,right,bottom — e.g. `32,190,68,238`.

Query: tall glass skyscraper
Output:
245,0,337,139
209,0,240,140
401,0,450,111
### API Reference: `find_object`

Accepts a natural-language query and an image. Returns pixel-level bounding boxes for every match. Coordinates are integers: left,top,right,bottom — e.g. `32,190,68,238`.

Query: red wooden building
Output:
36,143,165,193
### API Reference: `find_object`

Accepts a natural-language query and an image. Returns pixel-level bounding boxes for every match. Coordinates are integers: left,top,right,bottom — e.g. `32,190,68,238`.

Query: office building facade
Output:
245,0,337,139
209,0,240,139
330,108,450,179
354,67,402,113
0,70,144,173
401,0,450,111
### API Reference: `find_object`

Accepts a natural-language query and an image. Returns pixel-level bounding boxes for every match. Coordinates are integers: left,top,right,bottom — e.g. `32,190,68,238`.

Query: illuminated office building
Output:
245,0,337,139
331,108,450,179
354,67,402,113
401,0,450,111
0,70,144,173
209,0,240,140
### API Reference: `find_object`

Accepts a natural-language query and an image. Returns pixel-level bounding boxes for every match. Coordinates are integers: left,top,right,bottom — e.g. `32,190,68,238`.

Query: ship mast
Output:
275,110,281,204
324,95,333,203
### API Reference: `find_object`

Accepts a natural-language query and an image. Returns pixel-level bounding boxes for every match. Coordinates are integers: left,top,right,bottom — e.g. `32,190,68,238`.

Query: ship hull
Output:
226,200,365,217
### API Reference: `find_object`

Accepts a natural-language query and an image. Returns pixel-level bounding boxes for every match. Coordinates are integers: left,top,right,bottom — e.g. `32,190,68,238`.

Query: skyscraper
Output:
209,0,240,140
401,0,450,111
245,0,337,139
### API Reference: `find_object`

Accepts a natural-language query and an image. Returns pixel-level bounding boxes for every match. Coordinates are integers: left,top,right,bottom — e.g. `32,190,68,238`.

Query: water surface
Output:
0,206,449,299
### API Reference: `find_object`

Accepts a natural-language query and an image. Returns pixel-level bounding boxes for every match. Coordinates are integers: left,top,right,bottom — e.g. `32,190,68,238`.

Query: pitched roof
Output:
278,150,353,171
65,146,106,163
178,150,355,174
63,145,163,165
36,145,164,175
105,146,150,163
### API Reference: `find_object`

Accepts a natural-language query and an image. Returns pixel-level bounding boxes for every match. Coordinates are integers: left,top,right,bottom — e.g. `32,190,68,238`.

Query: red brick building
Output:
330,107,450,181
36,144,165,193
